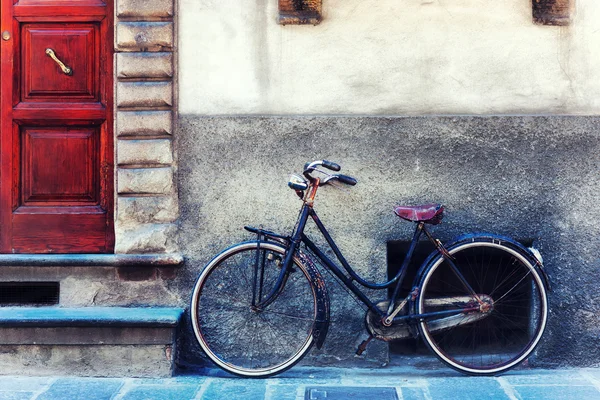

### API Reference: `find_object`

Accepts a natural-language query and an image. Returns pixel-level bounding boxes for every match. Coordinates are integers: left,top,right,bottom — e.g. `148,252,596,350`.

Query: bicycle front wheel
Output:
191,241,318,377
417,239,548,375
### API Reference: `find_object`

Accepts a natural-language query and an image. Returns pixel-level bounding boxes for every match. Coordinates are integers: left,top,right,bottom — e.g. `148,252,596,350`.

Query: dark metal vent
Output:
306,387,398,400
0,282,59,306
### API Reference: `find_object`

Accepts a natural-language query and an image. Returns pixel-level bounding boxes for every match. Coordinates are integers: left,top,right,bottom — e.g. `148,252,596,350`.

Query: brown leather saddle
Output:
394,203,444,225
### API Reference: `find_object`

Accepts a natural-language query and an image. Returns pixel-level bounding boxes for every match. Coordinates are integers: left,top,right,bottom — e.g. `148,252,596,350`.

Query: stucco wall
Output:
174,0,600,371
176,115,600,368
179,0,600,115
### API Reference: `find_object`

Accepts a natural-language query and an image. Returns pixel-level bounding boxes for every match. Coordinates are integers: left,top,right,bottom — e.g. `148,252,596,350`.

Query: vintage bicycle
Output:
190,160,549,378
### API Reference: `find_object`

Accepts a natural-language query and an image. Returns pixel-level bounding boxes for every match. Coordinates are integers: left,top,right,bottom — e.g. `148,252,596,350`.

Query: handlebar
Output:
303,159,340,174
336,174,357,186
302,160,357,187
322,160,341,171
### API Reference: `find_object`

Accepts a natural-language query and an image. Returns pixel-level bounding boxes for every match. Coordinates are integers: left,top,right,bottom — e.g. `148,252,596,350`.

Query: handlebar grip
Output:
322,160,341,171
337,174,357,186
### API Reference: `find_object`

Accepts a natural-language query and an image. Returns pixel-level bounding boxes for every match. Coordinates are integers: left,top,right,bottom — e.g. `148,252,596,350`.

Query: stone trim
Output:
114,0,178,254
0,254,182,267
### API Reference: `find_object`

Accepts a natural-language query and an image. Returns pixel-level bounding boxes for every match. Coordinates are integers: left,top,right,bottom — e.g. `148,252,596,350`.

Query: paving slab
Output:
0,376,53,392
399,386,430,400
265,384,303,400
0,393,36,400
512,385,600,400
36,378,122,400
199,379,267,400
502,369,591,386
119,384,200,400
426,377,509,400
0,367,600,399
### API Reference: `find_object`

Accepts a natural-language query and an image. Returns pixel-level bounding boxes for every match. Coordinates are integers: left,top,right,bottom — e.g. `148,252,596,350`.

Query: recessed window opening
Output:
0,282,59,306
386,239,535,356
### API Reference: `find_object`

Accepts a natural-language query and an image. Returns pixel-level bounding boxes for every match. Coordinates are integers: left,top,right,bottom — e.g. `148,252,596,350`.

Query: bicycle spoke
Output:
192,242,318,377
418,241,547,374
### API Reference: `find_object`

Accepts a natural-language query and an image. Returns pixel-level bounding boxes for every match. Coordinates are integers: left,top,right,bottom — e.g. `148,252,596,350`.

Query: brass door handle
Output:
45,48,73,76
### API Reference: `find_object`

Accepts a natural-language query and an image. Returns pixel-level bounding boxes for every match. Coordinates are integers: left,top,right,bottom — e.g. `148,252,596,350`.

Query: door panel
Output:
1,0,114,253
20,126,99,204
12,213,107,253
22,23,99,101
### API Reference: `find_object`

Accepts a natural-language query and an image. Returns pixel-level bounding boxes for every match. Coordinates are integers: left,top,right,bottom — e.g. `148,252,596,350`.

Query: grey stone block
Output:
117,111,172,137
118,139,173,165
117,0,174,18
115,223,179,254
0,327,174,345
117,196,179,226
117,52,173,79
0,345,174,377
118,167,174,194
116,22,173,51
117,82,173,108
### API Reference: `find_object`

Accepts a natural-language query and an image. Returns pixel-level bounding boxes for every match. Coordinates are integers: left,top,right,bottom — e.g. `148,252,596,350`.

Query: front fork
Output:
251,204,312,310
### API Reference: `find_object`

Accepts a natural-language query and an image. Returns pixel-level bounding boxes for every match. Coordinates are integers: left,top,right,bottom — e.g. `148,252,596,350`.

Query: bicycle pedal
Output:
356,335,374,356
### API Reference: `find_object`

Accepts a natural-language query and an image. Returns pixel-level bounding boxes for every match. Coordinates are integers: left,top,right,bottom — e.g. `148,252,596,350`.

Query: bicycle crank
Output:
365,300,412,341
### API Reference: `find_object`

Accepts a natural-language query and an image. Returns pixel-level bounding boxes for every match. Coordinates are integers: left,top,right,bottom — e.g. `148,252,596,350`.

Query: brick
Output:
117,111,172,137
117,0,173,19
279,0,322,25
116,22,173,52
117,81,173,108
117,52,173,79
533,0,571,26
117,195,179,226
118,167,174,195
118,139,173,165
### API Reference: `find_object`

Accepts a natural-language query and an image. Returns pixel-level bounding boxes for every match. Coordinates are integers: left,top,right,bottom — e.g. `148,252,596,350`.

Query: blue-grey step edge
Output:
0,307,185,327
0,253,183,267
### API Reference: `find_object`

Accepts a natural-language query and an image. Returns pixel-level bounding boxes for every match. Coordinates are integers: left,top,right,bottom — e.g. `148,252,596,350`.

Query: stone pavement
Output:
1,367,600,400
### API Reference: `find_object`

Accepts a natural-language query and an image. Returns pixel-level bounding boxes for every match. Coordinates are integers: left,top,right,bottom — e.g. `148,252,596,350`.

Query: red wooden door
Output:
0,0,114,253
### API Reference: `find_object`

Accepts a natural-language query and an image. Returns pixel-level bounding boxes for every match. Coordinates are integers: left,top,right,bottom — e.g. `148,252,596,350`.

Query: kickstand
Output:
356,335,374,356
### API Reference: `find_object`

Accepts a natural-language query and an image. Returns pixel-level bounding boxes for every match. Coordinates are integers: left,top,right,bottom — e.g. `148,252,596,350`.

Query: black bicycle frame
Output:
258,202,478,322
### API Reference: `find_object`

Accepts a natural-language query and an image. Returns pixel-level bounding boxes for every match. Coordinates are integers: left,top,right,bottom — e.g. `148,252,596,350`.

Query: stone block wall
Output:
114,0,179,254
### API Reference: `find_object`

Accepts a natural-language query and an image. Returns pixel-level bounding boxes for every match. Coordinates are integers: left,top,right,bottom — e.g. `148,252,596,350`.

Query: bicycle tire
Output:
416,238,548,375
191,241,318,377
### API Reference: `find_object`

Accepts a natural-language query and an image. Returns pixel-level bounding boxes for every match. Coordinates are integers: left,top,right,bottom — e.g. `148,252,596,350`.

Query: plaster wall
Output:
177,115,600,368
179,0,600,115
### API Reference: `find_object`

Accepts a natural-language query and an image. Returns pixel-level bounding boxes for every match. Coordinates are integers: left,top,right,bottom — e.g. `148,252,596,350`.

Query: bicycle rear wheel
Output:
417,239,548,375
191,241,318,377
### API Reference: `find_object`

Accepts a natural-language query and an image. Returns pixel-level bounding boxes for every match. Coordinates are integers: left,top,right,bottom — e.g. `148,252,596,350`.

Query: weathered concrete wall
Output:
176,115,600,368
179,0,600,115
0,267,181,307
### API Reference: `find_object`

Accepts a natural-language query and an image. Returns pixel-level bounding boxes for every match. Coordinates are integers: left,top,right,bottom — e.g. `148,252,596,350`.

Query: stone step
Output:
0,307,184,378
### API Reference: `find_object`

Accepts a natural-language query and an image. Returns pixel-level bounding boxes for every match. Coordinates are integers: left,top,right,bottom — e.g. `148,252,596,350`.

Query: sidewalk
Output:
1,367,600,400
